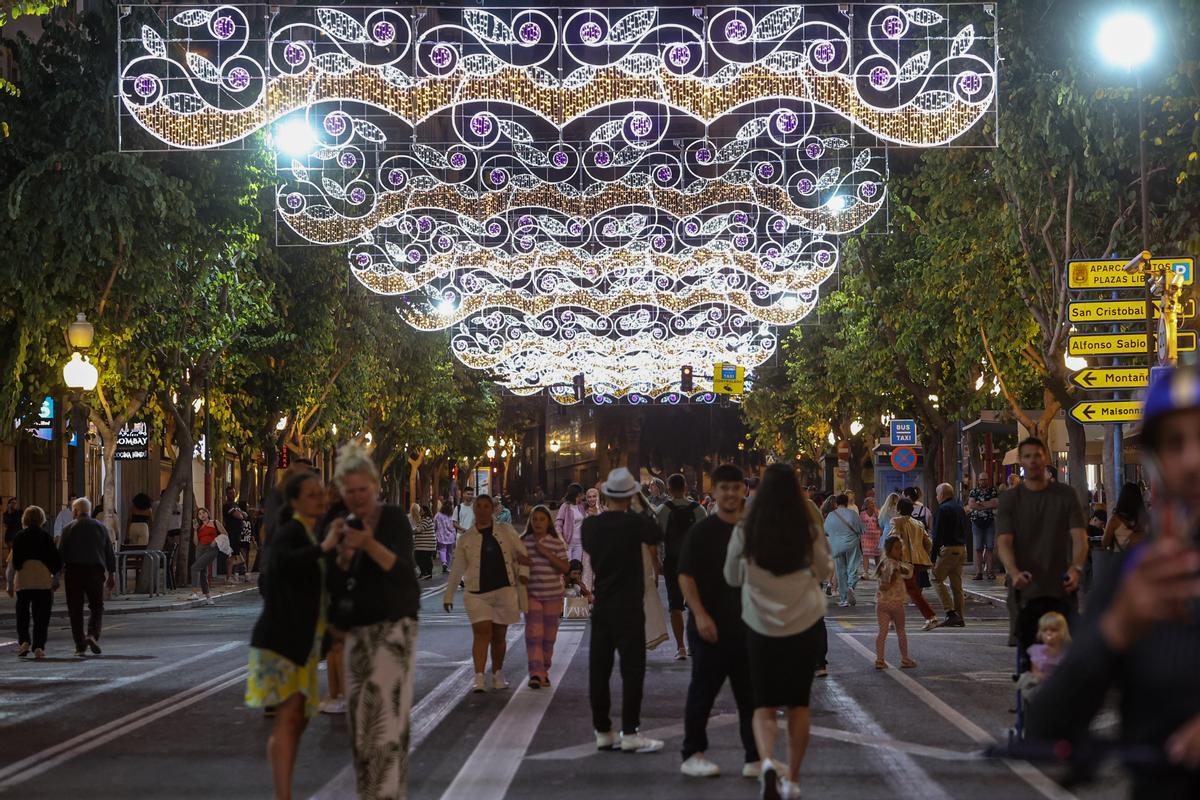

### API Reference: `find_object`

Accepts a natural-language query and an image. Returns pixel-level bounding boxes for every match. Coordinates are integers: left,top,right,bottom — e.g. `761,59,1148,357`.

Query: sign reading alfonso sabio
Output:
114,421,150,461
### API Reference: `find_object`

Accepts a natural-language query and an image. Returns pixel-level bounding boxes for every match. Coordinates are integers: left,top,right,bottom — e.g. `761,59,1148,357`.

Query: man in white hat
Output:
582,467,665,754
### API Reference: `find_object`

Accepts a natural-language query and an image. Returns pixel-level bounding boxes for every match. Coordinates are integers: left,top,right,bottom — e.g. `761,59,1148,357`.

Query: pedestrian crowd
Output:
9,363,1200,800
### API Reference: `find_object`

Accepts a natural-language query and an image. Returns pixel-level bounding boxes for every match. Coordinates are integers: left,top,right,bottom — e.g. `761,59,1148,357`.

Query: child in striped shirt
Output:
522,506,571,689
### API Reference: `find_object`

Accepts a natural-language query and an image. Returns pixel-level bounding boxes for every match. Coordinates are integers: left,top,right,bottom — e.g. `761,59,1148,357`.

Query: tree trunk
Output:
178,481,194,590
940,423,958,492
143,400,196,592
1064,416,1089,510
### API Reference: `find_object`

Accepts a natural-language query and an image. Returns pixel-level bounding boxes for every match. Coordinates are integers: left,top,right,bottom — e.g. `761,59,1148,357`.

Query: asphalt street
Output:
0,577,1128,800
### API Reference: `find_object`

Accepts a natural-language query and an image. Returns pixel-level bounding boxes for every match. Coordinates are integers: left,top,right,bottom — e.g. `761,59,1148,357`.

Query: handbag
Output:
563,595,591,619
214,532,233,556
330,550,365,629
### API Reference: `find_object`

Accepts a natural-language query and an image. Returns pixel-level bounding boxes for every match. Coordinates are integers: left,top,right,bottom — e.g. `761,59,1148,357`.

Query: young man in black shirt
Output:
677,463,761,779
582,467,665,754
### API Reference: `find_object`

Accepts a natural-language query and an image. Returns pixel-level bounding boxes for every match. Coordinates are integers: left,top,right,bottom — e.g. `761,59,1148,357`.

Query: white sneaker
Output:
742,761,762,778
760,759,782,800
186,592,202,601
921,618,940,632
595,730,618,750
837,600,850,608
780,778,803,799
680,753,720,777
319,699,347,715
205,596,215,606
674,648,688,661
620,732,664,753
472,673,486,693
491,671,509,690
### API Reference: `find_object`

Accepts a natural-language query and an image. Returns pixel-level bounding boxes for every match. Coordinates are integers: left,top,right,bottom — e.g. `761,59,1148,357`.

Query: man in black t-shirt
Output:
676,463,760,779
656,473,707,661
582,467,665,754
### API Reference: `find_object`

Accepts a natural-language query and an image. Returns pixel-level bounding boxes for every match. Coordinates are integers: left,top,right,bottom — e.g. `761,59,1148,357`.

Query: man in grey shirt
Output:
59,497,116,657
995,437,1087,670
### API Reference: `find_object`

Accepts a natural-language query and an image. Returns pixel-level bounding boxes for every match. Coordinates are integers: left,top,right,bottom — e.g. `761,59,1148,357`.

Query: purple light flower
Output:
757,163,775,180
372,20,396,44
285,192,303,210
348,187,366,204
283,43,306,67
417,216,433,232
323,113,347,136
724,19,749,42
450,152,467,169
861,181,878,199
355,252,371,267
775,110,798,134
696,147,713,163
133,74,157,98
387,169,406,187
430,44,453,68
579,20,603,44
594,150,612,167
489,168,507,186
628,112,653,138
212,16,235,40
797,177,815,194
338,151,357,168
882,15,905,39
470,114,493,138
869,66,891,88
668,45,691,68
228,68,251,90
655,166,672,182
406,248,421,263
552,151,569,168
519,21,542,44
812,40,836,66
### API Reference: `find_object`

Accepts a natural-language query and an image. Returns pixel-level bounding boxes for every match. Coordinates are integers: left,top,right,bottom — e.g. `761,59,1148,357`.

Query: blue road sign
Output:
890,419,917,447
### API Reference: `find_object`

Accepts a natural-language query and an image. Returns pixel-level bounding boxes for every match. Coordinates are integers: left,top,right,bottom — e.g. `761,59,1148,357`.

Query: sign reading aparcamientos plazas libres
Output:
1067,256,1194,289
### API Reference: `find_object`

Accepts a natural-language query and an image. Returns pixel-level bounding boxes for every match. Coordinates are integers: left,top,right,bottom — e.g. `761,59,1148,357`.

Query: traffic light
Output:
573,373,585,402
681,365,693,392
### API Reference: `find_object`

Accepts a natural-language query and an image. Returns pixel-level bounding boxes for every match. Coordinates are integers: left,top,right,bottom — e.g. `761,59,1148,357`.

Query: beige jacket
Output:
892,516,933,567
444,522,530,612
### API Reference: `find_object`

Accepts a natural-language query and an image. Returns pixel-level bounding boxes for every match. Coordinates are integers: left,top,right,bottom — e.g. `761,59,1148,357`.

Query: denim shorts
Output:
972,520,996,550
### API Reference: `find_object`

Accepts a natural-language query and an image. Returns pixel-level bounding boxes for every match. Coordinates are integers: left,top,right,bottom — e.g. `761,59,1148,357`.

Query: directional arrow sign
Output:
1069,400,1143,424
1068,297,1197,324
1068,331,1197,356
1068,256,1194,289
1070,367,1149,391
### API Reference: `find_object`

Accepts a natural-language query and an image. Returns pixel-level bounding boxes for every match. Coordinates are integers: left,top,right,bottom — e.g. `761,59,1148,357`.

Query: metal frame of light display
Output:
118,4,997,402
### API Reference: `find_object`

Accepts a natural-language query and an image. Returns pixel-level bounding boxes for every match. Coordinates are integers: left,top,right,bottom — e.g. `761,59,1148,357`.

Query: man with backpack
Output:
656,473,707,661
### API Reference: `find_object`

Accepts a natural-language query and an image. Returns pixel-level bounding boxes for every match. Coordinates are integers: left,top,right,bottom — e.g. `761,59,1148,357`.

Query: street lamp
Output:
1096,10,1156,251
549,438,561,497
63,314,98,500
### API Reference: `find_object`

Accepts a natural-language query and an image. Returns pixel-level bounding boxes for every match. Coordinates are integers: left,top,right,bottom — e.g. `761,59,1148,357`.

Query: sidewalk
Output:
962,574,1009,607
0,579,258,621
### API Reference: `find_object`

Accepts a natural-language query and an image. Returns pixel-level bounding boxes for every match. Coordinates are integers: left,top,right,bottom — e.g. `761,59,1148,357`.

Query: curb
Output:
964,587,1006,608
0,586,259,621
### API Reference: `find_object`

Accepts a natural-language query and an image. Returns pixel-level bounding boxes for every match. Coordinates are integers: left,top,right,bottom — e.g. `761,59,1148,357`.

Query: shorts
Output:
662,557,685,612
972,520,996,550
464,586,521,625
746,620,824,708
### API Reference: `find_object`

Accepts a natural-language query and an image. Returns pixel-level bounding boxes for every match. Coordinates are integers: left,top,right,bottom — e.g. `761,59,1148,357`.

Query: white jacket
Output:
444,522,529,611
723,504,833,638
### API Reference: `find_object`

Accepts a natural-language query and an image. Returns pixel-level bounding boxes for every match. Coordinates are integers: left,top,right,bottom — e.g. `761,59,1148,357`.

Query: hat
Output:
601,467,640,498
1142,365,1200,449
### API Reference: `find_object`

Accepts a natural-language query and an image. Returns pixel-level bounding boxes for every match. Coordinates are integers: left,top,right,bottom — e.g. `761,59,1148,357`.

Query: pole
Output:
203,378,212,509
1137,71,1150,253
71,394,87,499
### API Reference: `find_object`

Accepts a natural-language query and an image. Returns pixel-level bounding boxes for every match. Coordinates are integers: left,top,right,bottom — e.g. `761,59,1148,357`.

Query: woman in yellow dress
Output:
245,470,339,799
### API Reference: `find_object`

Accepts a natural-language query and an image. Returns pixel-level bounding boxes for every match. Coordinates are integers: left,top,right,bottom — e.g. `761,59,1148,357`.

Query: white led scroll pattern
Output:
119,5,996,150
117,5,997,401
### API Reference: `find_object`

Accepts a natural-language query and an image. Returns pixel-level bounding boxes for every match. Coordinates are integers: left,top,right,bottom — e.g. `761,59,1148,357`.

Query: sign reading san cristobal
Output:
1067,257,1194,290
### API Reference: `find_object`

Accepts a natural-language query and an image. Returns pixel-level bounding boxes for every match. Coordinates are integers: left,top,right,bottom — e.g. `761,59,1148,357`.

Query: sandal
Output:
900,657,917,669
874,658,887,670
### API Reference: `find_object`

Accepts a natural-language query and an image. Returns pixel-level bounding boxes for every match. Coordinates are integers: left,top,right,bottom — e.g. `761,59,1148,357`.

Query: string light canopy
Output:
118,4,998,401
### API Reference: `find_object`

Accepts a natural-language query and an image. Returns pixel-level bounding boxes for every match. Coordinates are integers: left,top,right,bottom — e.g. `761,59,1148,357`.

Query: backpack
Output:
663,501,699,556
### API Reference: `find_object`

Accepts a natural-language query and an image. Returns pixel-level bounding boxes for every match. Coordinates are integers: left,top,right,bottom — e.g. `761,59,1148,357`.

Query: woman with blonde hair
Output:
326,444,421,800
6,505,61,658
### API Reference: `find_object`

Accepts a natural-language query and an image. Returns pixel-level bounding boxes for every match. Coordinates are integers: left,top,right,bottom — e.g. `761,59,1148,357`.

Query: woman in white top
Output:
724,463,833,800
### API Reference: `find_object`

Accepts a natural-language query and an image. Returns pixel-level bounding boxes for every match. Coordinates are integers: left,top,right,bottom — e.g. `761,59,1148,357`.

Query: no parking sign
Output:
890,446,917,472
